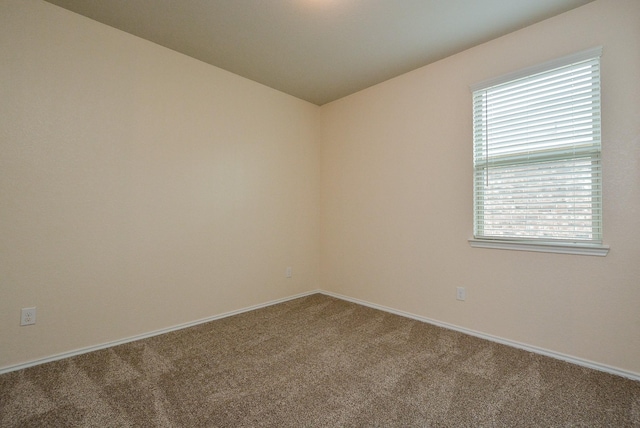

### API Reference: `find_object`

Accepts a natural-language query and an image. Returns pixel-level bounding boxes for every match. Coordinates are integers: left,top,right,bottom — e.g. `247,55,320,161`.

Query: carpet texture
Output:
1,293,639,427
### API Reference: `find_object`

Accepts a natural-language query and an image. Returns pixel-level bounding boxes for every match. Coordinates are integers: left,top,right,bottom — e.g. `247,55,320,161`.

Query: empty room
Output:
1,0,639,425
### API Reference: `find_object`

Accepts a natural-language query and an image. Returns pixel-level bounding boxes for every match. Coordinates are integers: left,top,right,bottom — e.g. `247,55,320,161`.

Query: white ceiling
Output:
44,0,594,105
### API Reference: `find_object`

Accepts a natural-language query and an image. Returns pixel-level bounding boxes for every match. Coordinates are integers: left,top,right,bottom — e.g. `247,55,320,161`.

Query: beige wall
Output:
320,0,640,375
2,0,639,377
0,0,320,369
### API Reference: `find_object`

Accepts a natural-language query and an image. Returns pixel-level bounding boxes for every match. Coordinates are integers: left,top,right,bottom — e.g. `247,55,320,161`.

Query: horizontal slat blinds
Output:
473,53,602,244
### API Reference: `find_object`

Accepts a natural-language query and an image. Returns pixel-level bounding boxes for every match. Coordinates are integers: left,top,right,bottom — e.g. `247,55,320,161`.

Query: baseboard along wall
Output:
0,290,318,375
320,291,640,382
2,289,639,382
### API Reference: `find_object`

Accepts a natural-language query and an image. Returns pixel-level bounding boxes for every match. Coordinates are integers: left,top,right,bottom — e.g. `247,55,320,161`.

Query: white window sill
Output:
468,239,609,256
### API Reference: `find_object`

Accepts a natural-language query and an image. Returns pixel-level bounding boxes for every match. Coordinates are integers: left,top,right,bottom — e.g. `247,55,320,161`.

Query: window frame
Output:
469,48,609,256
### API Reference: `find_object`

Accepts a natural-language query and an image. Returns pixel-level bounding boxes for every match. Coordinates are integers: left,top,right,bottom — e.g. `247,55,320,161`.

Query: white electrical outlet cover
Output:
21,307,36,326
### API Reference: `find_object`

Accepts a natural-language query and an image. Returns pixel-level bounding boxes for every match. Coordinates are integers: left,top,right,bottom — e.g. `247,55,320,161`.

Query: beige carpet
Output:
1,293,639,427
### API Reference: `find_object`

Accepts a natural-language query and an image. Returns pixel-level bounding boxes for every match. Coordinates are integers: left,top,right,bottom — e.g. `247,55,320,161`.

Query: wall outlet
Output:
21,307,36,326
285,267,292,278
456,287,466,301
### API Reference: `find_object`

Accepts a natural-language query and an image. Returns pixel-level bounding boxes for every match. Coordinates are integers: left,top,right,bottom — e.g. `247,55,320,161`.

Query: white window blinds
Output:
472,49,602,245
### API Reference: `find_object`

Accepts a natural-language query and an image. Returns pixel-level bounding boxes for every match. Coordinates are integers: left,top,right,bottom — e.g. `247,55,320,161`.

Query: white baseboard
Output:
320,290,640,382
3,288,638,382
0,290,320,375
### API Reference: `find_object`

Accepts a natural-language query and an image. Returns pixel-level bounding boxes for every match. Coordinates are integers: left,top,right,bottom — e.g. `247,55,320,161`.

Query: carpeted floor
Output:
1,293,639,427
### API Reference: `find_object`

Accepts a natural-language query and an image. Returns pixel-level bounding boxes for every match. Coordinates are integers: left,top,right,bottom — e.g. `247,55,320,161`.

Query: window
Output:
470,48,608,256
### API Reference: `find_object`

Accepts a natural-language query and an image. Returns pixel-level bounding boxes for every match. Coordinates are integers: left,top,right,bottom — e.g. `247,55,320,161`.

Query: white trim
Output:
470,46,603,92
320,290,640,381
0,290,320,375
3,288,637,381
468,238,609,256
